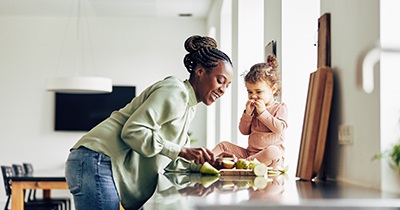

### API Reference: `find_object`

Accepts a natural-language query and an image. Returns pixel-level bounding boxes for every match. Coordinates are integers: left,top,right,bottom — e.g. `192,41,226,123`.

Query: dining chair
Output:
23,163,34,176
22,163,36,201
21,163,71,210
1,165,62,210
11,164,25,176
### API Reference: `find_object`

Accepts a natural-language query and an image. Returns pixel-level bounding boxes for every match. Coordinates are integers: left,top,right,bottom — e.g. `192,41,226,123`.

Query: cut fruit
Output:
268,170,281,176
236,180,252,189
248,158,261,169
253,163,268,177
200,162,219,175
267,165,289,176
252,176,268,190
236,159,250,169
221,181,235,190
219,157,235,161
277,165,289,173
200,175,220,188
222,159,236,169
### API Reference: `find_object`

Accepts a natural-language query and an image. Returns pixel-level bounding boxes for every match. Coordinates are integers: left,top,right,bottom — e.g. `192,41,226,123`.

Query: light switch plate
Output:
339,124,353,145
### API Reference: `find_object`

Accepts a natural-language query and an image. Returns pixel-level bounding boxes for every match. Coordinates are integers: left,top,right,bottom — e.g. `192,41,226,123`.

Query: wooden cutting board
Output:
296,13,332,181
219,169,255,176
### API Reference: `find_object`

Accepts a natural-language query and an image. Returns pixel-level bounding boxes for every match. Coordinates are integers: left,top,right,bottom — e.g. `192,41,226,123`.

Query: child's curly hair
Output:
242,54,281,97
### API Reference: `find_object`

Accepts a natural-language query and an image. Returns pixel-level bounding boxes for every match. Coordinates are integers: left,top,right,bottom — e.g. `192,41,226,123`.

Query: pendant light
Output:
46,0,112,94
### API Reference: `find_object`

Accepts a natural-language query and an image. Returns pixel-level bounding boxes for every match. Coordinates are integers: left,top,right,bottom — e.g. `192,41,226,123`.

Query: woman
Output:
65,35,234,210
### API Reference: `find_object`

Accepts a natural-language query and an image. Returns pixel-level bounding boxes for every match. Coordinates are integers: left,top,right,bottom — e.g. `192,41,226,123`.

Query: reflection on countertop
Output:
143,172,400,210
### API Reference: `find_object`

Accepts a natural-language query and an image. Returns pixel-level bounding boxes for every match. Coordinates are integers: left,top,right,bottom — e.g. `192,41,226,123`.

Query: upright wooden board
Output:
314,12,331,179
296,13,331,181
306,68,327,180
296,73,315,177
312,67,333,177
317,13,331,68
296,67,333,180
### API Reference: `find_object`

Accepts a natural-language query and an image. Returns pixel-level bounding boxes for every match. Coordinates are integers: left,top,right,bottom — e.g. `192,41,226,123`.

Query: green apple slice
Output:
253,163,268,177
200,162,219,175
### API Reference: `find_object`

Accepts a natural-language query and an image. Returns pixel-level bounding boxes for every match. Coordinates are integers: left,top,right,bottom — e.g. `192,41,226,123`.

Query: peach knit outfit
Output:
212,101,288,169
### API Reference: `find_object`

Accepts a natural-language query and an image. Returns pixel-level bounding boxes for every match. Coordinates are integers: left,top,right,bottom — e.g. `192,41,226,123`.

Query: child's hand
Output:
245,99,255,115
253,99,266,115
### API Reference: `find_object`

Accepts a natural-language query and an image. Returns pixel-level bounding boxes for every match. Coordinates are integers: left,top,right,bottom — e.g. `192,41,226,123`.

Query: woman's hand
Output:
213,152,237,170
179,147,216,165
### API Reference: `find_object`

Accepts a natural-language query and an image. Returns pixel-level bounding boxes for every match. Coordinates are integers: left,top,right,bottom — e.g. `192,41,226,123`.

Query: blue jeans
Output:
65,147,120,210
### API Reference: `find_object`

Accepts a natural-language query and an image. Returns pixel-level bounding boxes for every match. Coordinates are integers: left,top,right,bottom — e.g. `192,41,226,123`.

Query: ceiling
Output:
0,0,213,18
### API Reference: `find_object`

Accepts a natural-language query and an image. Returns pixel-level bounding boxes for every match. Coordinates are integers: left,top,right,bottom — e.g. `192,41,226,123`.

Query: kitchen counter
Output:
142,172,400,210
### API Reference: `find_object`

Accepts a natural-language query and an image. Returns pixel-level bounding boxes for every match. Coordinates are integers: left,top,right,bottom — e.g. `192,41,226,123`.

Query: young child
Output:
212,54,288,169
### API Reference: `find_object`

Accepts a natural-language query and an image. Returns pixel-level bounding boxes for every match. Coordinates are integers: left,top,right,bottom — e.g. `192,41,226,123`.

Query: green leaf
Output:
374,142,400,171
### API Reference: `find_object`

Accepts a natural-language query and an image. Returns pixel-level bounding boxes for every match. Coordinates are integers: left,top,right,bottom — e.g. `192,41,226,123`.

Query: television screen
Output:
55,86,136,131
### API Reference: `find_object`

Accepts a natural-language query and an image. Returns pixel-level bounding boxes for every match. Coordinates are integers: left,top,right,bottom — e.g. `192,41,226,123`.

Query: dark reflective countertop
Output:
143,172,400,210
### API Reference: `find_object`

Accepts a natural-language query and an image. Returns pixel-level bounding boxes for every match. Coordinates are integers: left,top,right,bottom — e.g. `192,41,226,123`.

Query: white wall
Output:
0,10,207,200
321,0,381,189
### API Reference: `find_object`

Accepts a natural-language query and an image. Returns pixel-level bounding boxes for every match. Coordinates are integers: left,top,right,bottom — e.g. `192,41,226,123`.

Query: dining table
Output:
10,174,68,210
10,172,126,210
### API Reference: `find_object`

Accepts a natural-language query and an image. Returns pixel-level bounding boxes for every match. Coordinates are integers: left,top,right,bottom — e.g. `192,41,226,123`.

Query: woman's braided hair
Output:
183,35,232,76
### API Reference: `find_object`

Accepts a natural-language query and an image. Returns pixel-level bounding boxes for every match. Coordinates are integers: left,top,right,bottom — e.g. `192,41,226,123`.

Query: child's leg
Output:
248,145,284,169
212,141,248,159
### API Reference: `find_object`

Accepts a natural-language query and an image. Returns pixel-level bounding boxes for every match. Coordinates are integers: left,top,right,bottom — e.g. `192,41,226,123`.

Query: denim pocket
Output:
65,160,83,194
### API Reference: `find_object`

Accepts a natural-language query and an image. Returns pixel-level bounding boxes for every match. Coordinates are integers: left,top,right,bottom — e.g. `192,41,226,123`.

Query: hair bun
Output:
184,35,218,53
266,54,278,69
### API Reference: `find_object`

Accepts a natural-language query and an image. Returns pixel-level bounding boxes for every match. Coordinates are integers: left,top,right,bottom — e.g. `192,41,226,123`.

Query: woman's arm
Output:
121,84,187,160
